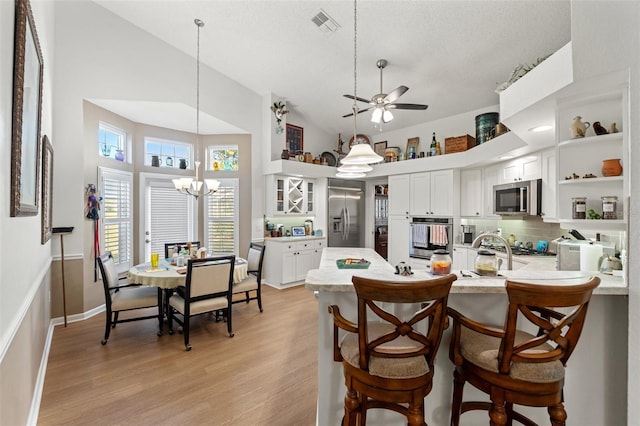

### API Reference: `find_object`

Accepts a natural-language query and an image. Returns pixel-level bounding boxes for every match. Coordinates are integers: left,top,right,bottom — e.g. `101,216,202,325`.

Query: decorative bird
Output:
593,121,609,135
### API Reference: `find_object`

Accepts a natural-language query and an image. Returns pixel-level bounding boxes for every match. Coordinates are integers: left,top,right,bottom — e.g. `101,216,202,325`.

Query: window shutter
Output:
149,186,191,256
99,168,133,273
206,180,238,255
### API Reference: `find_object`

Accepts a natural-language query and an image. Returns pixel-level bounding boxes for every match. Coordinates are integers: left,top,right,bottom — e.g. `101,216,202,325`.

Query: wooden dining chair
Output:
96,252,162,345
328,273,457,426
232,242,266,312
167,255,236,351
448,276,600,426
164,241,201,259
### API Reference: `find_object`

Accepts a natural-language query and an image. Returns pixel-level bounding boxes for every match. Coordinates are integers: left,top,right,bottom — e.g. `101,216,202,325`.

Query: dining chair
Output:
232,242,266,312
167,255,236,351
328,273,457,425
96,251,162,345
164,241,201,259
448,276,600,426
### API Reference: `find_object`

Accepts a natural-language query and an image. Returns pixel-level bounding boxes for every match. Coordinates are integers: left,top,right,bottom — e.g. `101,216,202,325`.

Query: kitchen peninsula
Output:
306,247,627,425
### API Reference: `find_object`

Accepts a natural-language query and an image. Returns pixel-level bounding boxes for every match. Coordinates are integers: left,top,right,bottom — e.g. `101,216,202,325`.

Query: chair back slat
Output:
352,274,456,369
186,256,235,298
498,277,600,373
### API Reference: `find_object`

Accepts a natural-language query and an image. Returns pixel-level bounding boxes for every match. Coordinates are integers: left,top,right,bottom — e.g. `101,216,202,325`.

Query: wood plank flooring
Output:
38,285,319,425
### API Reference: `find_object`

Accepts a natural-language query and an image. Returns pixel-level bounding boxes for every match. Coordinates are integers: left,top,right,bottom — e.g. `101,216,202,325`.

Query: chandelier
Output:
336,0,383,179
173,18,220,199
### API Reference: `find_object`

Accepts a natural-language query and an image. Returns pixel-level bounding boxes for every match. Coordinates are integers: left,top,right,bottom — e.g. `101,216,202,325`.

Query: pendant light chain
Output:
195,18,203,167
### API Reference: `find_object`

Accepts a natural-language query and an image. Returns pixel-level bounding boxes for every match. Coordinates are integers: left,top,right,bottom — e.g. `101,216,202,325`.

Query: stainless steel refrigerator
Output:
328,179,365,248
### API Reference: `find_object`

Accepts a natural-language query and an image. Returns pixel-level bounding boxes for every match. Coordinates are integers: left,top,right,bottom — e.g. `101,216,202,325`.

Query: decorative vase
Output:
601,158,622,177
115,149,125,161
280,149,289,160
179,159,188,169
570,116,591,138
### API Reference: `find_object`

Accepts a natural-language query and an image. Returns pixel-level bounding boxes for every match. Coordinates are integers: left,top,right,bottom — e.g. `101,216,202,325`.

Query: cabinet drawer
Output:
281,243,296,253
295,241,314,251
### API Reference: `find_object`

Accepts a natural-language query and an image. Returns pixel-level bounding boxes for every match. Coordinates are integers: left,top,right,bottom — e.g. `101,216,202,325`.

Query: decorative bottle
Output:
430,132,437,157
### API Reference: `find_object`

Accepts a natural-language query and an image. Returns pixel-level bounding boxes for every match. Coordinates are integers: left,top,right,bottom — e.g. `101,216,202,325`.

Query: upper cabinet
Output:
389,170,455,217
460,169,482,217
266,175,315,216
555,86,628,230
498,153,541,184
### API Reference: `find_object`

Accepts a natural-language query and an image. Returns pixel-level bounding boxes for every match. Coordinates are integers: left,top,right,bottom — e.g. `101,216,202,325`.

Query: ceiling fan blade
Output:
384,85,409,103
342,107,372,118
388,103,429,110
343,94,373,104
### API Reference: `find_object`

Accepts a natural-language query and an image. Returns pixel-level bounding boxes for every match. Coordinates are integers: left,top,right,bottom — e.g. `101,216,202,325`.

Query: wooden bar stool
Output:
328,273,457,426
447,276,600,426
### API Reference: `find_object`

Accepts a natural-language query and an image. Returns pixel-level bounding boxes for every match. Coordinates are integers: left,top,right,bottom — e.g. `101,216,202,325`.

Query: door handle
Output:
145,239,151,243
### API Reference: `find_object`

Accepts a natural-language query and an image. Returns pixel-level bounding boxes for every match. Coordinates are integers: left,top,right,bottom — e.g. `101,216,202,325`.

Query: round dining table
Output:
127,257,248,288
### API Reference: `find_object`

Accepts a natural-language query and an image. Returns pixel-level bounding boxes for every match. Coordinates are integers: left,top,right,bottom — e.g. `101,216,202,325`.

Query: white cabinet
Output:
266,176,315,216
409,173,431,215
388,215,410,266
540,148,558,221
482,164,501,219
264,238,326,287
460,169,483,217
388,174,411,215
430,170,455,216
452,246,469,270
499,153,541,183
555,87,627,230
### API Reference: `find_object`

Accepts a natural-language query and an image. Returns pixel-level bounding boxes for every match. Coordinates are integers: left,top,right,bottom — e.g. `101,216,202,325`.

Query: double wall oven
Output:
409,217,453,260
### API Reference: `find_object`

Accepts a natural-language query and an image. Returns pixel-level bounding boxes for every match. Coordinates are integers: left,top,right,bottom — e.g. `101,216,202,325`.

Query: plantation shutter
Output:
206,179,238,255
99,167,133,273
149,185,192,257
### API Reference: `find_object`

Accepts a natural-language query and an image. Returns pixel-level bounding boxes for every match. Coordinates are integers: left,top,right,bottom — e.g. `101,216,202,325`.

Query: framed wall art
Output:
11,0,44,217
374,140,387,155
41,135,53,244
406,137,420,156
286,123,304,155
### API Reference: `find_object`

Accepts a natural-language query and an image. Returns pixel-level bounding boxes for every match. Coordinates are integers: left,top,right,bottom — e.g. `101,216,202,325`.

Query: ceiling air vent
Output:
311,9,340,33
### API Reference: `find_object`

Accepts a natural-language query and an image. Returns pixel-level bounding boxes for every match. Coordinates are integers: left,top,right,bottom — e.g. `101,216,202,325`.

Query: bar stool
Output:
328,273,457,426
447,276,600,426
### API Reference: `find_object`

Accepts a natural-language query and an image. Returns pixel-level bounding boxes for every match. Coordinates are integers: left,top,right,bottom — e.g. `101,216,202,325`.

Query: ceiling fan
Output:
343,59,429,124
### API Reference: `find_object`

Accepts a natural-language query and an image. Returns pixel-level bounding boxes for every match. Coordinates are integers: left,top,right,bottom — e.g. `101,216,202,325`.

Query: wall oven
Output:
493,179,542,216
409,217,453,260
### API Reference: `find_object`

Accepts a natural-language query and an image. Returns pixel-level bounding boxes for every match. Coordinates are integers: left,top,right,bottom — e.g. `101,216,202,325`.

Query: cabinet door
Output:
540,149,557,220
430,169,454,216
482,165,501,218
388,175,411,216
273,177,285,214
410,173,431,215
305,180,315,214
460,169,483,217
312,239,325,268
520,154,542,181
295,249,315,282
388,215,410,265
281,250,297,284
452,246,468,270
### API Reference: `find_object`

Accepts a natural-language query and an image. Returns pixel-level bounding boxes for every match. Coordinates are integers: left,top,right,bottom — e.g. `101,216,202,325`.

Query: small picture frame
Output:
292,226,306,237
406,137,420,155
374,141,387,155
286,123,304,155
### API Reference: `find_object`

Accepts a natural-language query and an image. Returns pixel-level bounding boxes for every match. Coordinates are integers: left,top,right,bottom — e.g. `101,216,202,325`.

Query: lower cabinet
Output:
264,238,325,288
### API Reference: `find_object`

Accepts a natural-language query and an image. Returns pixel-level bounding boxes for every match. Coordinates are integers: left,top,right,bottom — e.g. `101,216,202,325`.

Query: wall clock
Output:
348,134,371,148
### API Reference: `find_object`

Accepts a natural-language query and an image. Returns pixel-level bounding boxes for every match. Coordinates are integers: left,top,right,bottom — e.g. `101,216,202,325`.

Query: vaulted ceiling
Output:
91,0,571,137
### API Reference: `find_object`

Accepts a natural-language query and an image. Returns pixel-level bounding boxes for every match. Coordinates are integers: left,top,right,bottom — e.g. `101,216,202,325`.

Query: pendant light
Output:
173,18,220,199
338,0,383,172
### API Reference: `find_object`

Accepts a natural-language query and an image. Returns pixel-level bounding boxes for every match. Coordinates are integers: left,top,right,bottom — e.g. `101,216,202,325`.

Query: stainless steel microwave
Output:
493,179,542,216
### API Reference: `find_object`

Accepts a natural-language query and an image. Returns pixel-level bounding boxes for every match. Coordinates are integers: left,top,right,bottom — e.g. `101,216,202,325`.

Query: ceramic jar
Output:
179,159,189,169
601,158,622,177
570,116,591,138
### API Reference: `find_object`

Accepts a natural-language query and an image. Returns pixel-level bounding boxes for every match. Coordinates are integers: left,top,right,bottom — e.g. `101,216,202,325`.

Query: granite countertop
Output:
305,247,627,295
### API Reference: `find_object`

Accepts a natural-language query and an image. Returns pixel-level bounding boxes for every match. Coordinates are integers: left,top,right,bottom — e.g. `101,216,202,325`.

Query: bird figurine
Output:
609,122,619,133
593,121,609,135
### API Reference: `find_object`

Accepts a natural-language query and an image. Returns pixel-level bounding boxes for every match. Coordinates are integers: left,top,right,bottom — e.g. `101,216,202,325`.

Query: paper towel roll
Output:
580,244,603,271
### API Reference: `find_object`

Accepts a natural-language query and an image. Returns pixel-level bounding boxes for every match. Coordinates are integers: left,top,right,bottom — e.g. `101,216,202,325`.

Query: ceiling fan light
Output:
383,109,394,122
337,163,372,173
341,143,384,165
371,108,383,123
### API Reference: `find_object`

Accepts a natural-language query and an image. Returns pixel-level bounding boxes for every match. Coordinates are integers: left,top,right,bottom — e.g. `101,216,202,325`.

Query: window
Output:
207,145,239,171
205,179,238,255
99,167,133,273
98,122,126,161
147,181,195,258
145,137,192,169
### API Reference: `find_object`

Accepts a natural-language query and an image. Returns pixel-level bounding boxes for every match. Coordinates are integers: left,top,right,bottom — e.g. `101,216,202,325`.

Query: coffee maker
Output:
461,225,476,244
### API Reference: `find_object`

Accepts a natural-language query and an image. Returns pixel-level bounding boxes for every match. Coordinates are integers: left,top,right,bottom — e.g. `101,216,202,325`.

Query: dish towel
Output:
412,224,429,248
430,225,448,246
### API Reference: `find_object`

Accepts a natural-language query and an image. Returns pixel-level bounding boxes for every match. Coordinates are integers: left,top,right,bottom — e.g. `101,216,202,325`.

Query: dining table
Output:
127,257,249,328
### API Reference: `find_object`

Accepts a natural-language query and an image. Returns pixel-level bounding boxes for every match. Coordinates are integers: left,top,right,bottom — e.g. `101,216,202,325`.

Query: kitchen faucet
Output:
471,232,513,270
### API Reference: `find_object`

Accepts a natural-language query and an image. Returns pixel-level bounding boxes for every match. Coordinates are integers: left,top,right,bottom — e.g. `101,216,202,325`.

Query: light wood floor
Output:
38,285,319,425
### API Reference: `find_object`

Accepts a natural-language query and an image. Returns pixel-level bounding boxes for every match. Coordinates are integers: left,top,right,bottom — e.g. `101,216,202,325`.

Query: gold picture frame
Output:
406,137,420,155
11,0,44,217
41,135,53,244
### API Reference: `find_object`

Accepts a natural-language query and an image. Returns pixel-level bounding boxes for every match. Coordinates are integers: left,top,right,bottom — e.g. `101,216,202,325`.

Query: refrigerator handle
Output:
340,208,346,240
345,207,350,240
